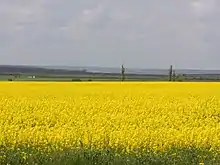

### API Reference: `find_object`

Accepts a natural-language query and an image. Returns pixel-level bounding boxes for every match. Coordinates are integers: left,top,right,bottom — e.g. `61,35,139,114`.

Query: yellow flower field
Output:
0,82,220,164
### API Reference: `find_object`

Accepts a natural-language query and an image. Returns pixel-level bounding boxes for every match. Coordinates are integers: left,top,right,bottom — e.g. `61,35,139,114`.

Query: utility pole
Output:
121,64,125,81
169,65,173,81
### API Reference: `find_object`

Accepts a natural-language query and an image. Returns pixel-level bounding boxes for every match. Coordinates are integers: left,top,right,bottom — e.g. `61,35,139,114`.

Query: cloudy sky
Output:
0,0,220,69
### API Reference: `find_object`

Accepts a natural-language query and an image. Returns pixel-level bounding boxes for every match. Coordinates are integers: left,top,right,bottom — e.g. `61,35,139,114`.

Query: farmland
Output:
1,82,220,164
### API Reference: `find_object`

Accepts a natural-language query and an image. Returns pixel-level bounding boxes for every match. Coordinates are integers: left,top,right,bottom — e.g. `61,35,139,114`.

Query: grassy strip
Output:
0,145,219,165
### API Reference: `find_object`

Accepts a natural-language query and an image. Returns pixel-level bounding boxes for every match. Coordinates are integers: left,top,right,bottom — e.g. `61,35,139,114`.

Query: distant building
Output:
28,76,35,79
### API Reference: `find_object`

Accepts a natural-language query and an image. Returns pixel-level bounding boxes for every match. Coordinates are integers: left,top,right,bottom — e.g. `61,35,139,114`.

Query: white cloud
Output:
191,0,217,17
80,0,109,24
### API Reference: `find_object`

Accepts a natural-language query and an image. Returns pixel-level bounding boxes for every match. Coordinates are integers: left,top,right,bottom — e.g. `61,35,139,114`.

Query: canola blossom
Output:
0,82,220,164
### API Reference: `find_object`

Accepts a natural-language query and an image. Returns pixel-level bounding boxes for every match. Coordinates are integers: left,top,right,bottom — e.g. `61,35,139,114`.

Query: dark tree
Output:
169,65,173,81
121,64,125,81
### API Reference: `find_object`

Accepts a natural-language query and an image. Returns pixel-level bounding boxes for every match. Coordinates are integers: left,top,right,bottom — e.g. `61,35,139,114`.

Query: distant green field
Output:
2,73,220,82
0,74,168,82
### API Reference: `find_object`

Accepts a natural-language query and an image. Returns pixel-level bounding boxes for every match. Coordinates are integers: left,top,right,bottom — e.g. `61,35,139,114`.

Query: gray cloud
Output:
0,0,220,69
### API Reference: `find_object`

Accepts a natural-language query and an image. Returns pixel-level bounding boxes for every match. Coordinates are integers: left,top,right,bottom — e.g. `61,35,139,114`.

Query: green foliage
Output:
0,145,220,165
71,78,82,82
